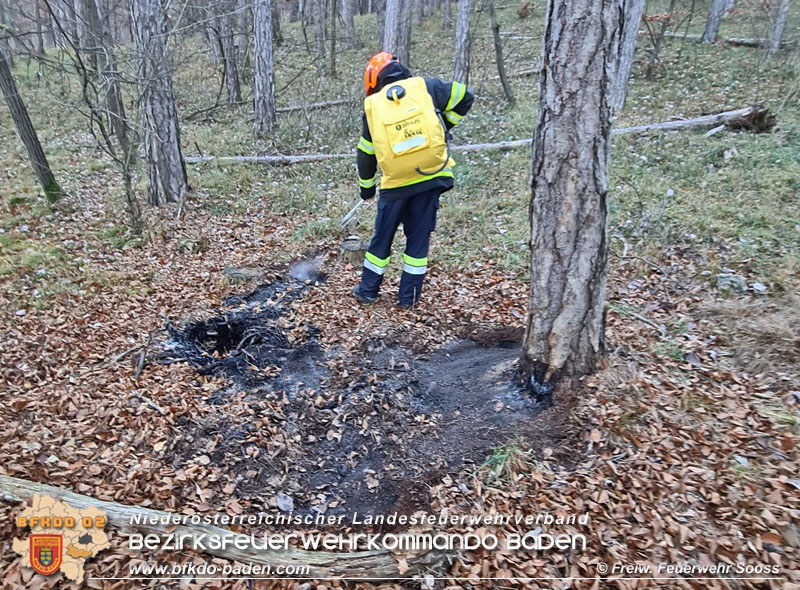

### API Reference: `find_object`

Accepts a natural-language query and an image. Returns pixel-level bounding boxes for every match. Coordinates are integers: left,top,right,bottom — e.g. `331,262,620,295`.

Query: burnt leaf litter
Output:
159,263,552,518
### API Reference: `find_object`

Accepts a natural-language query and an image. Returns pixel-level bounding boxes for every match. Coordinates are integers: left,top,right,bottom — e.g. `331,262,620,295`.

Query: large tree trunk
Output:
0,46,62,201
312,0,326,76
453,0,471,82
702,0,727,43
253,0,276,135
521,0,621,388
130,0,188,206
767,0,790,57
488,0,513,103
611,0,645,112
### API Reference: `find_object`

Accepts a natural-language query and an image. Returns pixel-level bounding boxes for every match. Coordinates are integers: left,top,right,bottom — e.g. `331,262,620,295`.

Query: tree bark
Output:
383,0,409,63
0,45,62,201
253,0,276,135
453,0,471,83
521,0,621,388
488,0,512,102
443,0,451,29
130,0,188,206
767,0,790,57
702,0,727,43
611,0,645,113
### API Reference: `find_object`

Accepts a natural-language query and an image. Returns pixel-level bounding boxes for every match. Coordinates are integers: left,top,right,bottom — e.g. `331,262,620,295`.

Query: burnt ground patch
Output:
160,279,573,522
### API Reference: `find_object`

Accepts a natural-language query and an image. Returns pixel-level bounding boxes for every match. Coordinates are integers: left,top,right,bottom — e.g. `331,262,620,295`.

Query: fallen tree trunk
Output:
656,31,796,47
0,474,452,580
185,106,773,164
276,98,351,113
187,152,351,164
611,105,773,135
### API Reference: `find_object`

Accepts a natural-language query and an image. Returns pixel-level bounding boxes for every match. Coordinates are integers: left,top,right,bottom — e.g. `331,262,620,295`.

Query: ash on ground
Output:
159,278,567,520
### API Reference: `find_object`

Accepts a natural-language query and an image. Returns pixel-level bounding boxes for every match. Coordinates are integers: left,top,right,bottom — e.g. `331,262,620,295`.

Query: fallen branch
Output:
0,474,452,580
184,107,773,164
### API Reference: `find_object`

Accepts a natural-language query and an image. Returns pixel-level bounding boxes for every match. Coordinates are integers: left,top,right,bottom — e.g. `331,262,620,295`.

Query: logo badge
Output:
30,535,62,575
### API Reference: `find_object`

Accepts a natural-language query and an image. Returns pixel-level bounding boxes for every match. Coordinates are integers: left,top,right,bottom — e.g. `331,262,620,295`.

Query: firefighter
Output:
352,52,474,309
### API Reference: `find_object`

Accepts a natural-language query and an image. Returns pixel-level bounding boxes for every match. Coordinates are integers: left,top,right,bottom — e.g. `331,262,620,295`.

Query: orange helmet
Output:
364,51,396,96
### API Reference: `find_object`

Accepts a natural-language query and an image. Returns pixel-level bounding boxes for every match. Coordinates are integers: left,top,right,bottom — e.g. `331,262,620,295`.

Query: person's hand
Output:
360,186,376,201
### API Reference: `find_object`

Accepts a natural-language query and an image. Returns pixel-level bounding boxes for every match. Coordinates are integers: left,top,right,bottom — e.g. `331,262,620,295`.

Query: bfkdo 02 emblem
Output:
30,535,63,575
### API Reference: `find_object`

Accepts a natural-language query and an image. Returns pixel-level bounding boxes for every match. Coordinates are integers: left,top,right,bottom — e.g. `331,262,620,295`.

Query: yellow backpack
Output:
364,76,455,190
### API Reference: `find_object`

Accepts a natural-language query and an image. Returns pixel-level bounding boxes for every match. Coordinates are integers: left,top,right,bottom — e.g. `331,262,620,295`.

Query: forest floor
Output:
1,1,800,589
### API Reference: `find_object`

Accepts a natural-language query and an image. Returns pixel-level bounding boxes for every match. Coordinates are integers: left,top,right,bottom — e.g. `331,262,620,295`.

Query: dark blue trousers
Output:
358,188,441,305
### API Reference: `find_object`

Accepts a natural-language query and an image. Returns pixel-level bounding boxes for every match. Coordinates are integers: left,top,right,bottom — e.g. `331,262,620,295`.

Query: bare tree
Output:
271,0,282,46
330,0,337,76
342,0,357,48
702,0,727,43
453,0,471,82
767,0,790,57
376,0,385,44
34,0,46,55
130,0,188,206
253,0,276,135
218,1,242,103
645,0,675,78
611,0,645,112
236,0,252,67
487,0,512,102
0,0,14,68
521,0,621,388
443,0,451,29
398,0,411,63
0,46,62,201
312,0,325,75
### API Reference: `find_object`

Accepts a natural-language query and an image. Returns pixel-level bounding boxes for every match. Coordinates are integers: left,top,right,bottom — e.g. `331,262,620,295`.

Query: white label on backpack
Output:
391,135,427,154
